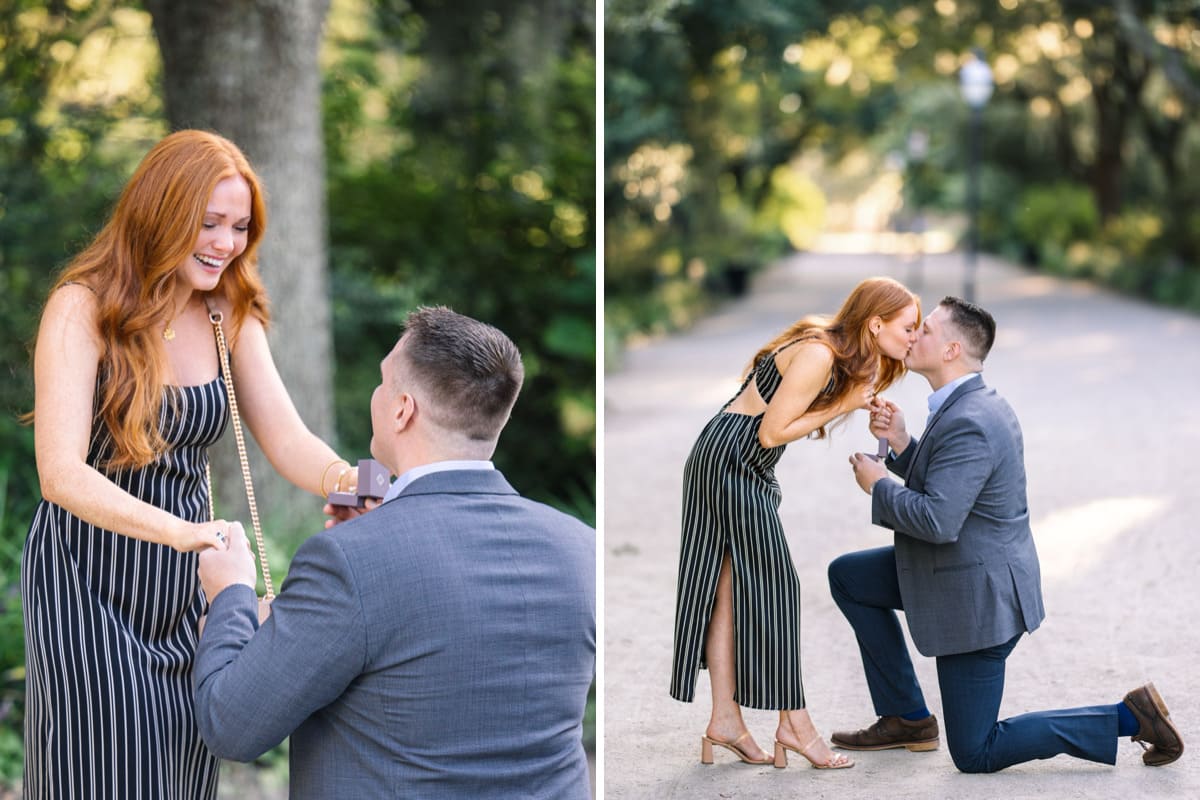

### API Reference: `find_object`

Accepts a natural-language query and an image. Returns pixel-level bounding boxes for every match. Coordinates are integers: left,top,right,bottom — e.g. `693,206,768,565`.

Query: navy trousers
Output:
828,546,1119,772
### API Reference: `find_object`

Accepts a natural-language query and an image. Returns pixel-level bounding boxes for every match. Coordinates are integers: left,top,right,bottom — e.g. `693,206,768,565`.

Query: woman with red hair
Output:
22,130,355,798
669,277,920,771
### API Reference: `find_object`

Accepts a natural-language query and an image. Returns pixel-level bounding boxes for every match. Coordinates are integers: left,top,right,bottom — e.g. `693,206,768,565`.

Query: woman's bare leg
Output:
704,552,768,760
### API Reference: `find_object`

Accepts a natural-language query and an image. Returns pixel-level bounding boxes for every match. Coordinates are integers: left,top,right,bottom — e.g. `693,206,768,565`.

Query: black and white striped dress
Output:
22,375,228,799
671,342,819,710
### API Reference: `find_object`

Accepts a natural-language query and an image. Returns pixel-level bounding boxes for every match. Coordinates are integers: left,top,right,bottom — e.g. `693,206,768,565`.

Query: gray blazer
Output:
194,469,596,799
872,375,1045,657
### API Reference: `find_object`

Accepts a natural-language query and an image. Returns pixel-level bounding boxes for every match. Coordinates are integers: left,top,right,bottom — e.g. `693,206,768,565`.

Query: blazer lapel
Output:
905,375,987,477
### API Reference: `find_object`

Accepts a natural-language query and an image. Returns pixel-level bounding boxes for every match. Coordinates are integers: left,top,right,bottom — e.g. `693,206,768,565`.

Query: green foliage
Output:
1011,183,1101,269
583,679,596,751
1103,210,1167,263
605,1,912,348
756,166,826,250
324,1,596,519
0,7,165,783
0,461,30,787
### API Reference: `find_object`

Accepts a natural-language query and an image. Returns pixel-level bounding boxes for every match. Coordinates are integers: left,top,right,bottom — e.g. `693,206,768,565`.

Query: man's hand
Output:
868,397,911,455
198,521,256,601
322,497,382,529
849,451,888,495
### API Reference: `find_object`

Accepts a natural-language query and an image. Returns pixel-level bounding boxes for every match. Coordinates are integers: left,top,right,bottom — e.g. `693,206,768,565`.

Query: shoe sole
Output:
831,739,939,752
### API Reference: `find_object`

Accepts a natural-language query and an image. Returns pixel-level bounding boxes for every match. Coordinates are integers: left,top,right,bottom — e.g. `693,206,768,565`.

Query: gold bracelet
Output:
321,458,351,496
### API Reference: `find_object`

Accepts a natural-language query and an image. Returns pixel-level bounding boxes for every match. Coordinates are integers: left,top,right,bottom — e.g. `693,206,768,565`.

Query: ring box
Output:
868,437,888,462
327,459,391,508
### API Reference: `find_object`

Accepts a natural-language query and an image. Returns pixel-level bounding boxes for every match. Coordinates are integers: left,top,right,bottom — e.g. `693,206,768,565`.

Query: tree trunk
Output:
1084,14,1148,222
1090,81,1126,221
145,0,334,542
406,0,577,162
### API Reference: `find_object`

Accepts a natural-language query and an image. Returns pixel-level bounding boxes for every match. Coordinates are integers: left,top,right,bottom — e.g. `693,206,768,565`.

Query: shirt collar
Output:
927,372,980,418
382,460,495,503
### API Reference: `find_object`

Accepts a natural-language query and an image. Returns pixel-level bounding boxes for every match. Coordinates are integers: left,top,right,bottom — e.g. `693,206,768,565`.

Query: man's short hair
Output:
396,306,524,441
939,296,996,362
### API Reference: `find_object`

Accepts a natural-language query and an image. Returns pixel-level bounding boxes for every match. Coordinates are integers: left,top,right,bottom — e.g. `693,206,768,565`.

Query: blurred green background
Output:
605,0,1200,358
0,0,594,793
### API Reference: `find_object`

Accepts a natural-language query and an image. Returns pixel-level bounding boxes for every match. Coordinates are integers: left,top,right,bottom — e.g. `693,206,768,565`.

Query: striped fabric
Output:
22,376,229,799
670,346,809,710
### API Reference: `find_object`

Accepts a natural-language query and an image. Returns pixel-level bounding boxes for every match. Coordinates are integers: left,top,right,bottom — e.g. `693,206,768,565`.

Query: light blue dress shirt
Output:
381,460,495,504
926,372,980,426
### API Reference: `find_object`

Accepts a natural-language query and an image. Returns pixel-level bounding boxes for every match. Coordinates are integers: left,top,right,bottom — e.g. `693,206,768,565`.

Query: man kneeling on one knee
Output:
833,296,1183,773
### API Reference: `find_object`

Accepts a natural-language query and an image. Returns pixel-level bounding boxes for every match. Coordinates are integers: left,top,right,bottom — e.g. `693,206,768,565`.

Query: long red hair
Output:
35,130,271,468
746,276,920,439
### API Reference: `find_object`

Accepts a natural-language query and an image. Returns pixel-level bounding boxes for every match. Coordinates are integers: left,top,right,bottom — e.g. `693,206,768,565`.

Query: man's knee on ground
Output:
948,741,998,774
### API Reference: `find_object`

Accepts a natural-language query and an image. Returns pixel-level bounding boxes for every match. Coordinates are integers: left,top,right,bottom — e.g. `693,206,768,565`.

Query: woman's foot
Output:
702,725,772,765
773,736,854,769
775,711,853,769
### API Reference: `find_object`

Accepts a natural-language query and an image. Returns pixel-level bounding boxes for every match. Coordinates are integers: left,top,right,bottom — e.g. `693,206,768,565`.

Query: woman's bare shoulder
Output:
43,282,100,325
775,338,834,373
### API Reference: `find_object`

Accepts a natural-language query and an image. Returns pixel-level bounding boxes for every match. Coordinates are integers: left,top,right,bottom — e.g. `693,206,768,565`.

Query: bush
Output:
1102,209,1165,261
1012,183,1100,267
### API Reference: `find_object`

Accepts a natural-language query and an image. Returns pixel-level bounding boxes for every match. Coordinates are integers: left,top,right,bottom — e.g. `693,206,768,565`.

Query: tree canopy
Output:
605,0,1200,347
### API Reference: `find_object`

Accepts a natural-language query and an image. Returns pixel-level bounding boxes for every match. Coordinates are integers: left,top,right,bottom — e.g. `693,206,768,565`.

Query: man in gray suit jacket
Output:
830,296,1182,772
194,307,596,798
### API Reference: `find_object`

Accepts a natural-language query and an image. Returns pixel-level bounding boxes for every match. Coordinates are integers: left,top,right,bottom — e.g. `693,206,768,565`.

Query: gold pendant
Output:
163,326,176,341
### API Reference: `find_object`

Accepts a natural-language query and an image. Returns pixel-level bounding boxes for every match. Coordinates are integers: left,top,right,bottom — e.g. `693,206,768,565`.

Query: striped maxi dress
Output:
22,374,229,799
670,342,822,710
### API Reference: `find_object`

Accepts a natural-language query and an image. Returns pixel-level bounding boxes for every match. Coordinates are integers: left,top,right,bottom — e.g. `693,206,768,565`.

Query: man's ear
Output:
394,392,416,433
944,341,961,362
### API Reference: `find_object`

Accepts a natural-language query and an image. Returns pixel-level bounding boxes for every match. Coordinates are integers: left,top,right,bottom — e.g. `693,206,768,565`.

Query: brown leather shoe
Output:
1124,682,1184,766
831,715,939,751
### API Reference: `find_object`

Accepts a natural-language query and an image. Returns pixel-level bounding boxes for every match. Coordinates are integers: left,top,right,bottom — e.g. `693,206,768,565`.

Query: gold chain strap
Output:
206,309,275,600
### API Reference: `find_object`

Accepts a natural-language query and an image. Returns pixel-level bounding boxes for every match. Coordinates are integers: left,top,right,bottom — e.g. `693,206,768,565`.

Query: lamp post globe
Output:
960,56,994,109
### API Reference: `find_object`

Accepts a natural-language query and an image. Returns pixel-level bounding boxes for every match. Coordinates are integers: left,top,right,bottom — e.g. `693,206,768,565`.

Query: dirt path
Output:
601,251,1200,799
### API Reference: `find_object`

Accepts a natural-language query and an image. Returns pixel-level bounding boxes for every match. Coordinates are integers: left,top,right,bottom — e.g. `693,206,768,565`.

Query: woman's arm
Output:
758,342,872,448
33,285,225,552
226,314,352,497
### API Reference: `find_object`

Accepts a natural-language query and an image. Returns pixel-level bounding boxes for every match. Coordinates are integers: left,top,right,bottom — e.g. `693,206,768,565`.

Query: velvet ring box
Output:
327,459,391,508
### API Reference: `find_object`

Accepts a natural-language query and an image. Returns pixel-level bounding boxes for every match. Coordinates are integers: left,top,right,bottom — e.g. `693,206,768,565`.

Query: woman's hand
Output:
173,519,233,553
841,383,876,414
868,397,912,455
335,464,358,494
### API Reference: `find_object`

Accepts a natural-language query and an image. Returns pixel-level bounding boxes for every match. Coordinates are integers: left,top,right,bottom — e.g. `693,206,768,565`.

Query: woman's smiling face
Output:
178,175,252,294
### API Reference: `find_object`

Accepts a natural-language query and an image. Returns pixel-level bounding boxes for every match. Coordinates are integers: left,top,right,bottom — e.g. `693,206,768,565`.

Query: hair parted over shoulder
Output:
938,296,996,361
394,306,525,441
39,130,271,468
747,276,920,439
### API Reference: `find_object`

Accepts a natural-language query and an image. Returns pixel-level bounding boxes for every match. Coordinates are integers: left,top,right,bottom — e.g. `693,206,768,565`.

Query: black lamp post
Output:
959,50,993,303
906,128,929,290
